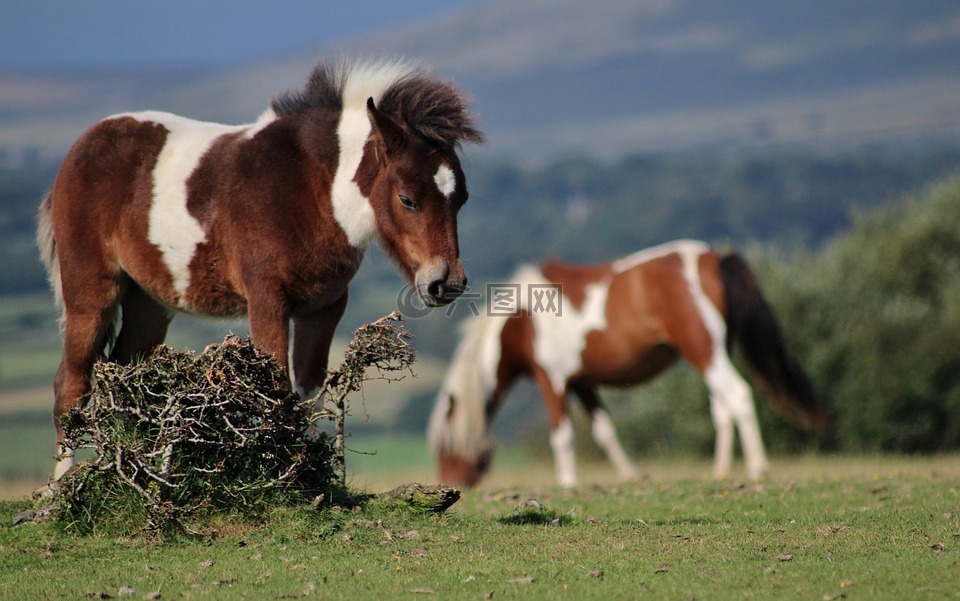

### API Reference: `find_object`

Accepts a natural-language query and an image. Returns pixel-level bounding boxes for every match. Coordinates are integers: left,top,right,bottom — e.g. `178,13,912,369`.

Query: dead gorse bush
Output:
56,312,414,535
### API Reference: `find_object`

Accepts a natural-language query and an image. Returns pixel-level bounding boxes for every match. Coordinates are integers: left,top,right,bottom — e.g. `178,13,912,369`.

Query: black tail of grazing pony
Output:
719,253,828,432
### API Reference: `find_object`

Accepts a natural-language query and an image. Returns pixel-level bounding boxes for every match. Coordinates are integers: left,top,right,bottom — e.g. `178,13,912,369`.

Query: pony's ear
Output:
367,97,405,161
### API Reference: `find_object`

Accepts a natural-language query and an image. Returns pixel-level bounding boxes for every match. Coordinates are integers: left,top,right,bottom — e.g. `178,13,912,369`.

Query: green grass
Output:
1,456,958,600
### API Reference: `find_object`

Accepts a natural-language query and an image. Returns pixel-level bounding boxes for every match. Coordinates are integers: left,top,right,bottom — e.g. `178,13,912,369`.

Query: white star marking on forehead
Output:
434,164,456,198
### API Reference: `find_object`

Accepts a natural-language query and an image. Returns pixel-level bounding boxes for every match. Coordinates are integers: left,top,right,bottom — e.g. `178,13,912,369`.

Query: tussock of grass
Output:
499,498,563,526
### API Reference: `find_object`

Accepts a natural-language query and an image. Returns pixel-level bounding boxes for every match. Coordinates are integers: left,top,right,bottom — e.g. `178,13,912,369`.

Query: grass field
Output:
1,455,958,600
3,296,958,599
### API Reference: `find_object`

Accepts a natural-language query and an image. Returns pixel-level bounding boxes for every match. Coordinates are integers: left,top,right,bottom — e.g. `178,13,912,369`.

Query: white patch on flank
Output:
119,110,275,304
130,112,240,303
675,241,768,478
434,163,456,198
511,265,610,397
330,59,422,248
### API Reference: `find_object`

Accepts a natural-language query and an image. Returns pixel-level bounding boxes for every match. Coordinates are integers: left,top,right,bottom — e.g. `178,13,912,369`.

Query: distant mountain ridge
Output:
2,0,959,163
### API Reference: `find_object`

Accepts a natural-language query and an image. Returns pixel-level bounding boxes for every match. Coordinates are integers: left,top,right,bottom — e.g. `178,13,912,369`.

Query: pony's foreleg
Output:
292,292,348,399
571,383,638,481
550,417,576,488
704,354,769,479
246,289,293,373
534,370,577,487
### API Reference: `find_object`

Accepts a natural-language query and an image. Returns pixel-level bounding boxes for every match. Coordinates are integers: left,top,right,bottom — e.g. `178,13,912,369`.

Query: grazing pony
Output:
428,240,826,487
38,57,485,480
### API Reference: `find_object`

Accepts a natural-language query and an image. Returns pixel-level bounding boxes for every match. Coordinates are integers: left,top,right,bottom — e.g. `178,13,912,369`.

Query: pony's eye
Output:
398,194,416,209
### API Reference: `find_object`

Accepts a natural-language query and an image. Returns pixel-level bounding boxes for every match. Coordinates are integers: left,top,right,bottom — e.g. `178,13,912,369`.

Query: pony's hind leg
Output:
703,352,769,479
570,382,639,481
52,279,124,480
109,280,173,364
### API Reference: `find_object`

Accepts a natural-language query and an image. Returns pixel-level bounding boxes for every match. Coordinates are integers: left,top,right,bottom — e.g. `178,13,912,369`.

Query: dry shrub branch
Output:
56,312,414,534
322,312,415,482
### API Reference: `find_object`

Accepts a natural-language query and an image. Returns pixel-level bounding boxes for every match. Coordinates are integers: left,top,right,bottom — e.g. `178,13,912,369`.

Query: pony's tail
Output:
37,190,64,328
719,253,828,431
428,314,504,485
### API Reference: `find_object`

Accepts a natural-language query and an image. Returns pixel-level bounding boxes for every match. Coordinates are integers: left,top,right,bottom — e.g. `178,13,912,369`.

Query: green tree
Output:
760,175,960,452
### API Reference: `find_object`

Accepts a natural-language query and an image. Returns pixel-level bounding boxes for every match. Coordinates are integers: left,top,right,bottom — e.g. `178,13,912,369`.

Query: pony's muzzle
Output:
438,451,490,488
416,259,467,307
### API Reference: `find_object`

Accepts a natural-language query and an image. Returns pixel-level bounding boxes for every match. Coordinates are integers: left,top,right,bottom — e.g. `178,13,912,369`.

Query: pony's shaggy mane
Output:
272,57,485,152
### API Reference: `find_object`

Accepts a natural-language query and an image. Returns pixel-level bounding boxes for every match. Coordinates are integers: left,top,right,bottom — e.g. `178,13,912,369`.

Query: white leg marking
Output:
705,355,769,479
591,409,639,480
710,393,734,479
54,444,74,480
433,163,456,198
295,384,319,400
550,417,577,487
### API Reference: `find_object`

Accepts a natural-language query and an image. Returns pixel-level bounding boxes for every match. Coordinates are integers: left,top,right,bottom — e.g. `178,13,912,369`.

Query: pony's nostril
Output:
428,279,445,300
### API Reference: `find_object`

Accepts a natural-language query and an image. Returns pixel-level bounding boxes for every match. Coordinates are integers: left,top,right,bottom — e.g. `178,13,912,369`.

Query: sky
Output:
1,0,481,70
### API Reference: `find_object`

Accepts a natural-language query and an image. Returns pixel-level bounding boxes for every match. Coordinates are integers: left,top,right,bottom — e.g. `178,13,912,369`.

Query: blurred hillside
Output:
2,0,959,164
6,150,960,326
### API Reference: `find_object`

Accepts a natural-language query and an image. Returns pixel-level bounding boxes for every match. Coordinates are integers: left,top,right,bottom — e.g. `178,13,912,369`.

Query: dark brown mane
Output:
271,61,344,115
378,76,487,152
271,58,486,152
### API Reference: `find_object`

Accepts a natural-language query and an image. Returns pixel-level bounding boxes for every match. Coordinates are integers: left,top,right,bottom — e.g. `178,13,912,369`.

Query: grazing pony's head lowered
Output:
272,58,486,306
428,314,506,487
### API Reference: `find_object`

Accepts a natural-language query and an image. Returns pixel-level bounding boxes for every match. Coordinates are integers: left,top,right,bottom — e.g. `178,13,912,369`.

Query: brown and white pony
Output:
37,57,485,480
428,240,827,487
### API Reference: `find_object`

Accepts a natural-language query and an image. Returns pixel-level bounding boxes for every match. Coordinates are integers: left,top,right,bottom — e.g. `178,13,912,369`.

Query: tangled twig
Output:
318,312,415,483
